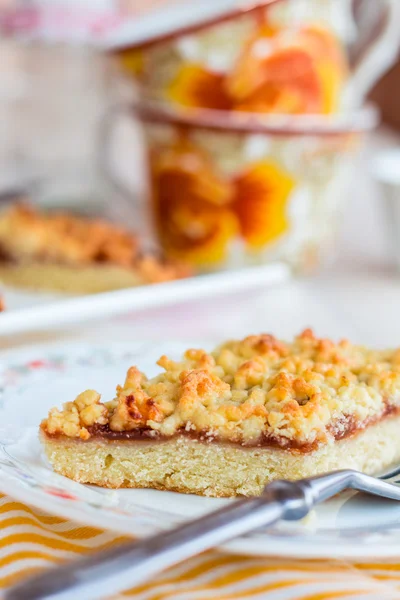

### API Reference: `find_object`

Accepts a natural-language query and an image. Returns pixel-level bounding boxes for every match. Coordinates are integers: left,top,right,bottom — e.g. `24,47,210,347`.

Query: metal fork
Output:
5,467,400,600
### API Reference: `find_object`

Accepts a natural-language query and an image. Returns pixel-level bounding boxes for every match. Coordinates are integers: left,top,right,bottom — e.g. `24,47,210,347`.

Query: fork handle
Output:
4,473,353,600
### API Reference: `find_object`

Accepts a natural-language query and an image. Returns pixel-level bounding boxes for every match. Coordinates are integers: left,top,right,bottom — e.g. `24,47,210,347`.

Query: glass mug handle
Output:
99,103,148,228
350,0,400,105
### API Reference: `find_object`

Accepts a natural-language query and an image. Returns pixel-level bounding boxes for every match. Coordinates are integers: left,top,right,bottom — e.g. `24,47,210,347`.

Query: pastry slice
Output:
0,203,189,293
40,329,400,497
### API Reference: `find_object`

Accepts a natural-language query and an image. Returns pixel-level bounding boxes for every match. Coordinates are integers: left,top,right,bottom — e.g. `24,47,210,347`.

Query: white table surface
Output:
3,127,400,352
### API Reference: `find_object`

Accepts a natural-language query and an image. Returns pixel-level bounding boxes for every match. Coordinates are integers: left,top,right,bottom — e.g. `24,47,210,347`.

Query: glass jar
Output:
130,101,378,273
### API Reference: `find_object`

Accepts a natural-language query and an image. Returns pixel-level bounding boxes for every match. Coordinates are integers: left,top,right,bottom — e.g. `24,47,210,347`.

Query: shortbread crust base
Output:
0,263,144,294
41,415,400,497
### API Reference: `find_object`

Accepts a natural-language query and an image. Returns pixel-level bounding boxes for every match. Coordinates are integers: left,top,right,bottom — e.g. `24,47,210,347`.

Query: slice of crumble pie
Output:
40,330,400,497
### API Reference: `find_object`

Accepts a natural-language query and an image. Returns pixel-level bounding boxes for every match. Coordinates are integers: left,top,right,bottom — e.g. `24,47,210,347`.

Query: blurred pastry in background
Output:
0,204,190,294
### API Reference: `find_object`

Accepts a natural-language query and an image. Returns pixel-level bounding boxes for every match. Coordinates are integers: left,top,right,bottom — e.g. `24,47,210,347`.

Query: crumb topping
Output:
0,203,190,283
41,330,400,447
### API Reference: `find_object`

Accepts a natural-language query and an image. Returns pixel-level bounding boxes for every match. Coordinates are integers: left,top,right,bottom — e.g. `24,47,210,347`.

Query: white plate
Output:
0,262,289,336
2,340,400,560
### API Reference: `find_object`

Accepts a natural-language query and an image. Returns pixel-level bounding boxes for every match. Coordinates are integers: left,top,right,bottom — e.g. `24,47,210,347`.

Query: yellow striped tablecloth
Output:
2,495,400,599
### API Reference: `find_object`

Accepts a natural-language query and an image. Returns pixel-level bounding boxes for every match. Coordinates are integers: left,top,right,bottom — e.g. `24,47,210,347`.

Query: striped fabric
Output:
1,494,400,599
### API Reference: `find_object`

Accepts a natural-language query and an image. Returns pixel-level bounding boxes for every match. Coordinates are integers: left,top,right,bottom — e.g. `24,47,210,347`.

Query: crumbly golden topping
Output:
0,203,189,283
41,330,400,447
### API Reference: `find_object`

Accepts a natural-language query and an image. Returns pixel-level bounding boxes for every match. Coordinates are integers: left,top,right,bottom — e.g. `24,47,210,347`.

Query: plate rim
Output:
3,469,400,561
0,262,290,337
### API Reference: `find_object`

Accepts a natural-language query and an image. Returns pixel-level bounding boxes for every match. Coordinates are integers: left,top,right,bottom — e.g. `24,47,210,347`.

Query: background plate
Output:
0,263,289,336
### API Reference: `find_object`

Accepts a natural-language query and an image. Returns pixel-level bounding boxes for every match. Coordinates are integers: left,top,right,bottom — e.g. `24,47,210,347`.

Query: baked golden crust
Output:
0,203,189,284
40,415,400,496
41,329,400,448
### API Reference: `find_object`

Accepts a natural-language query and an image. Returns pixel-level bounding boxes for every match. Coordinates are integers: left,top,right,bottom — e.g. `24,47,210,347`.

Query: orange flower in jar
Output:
165,22,347,115
115,47,144,77
150,138,296,266
226,23,347,115
168,64,232,110
233,161,295,249
295,25,348,114
150,140,238,265
229,46,323,114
